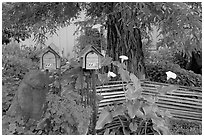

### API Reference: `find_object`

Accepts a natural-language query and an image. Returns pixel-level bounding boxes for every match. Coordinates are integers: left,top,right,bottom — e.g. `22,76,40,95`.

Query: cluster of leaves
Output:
2,91,92,135
144,47,175,64
2,58,92,135
2,42,39,117
169,119,202,135
86,2,201,56
2,42,39,79
145,61,202,87
95,59,174,135
2,2,81,44
73,27,106,58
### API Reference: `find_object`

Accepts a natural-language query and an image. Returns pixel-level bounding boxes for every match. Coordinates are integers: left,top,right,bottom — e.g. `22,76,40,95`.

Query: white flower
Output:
119,55,128,63
2,67,4,70
92,24,102,32
166,71,177,80
108,71,117,78
66,61,70,64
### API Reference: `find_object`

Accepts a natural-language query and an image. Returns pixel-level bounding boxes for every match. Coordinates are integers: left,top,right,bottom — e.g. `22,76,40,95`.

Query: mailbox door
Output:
86,52,99,69
43,52,56,70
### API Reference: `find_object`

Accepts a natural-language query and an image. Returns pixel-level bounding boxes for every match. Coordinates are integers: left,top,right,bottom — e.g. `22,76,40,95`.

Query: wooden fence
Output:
96,80,202,122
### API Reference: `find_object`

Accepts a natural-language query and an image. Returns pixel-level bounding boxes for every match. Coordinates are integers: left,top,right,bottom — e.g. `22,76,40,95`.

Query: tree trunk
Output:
106,5,146,79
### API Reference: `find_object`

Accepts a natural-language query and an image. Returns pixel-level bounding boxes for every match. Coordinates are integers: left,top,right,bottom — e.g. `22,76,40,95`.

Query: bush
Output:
145,61,202,87
2,42,39,116
169,119,202,135
2,42,39,80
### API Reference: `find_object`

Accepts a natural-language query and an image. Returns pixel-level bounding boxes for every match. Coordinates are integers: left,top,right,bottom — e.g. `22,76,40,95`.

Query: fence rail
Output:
96,80,202,122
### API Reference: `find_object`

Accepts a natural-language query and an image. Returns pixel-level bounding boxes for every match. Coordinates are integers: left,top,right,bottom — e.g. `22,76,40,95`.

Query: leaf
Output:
163,110,173,118
153,125,170,135
158,85,178,95
129,122,138,132
95,108,113,129
98,73,110,84
104,128,110,135
112,105,125,117
119,67,130,82
9,123,16,133
142,95,155,103
126,100,141,118
152,116,165,127
36,118,47,130
96,94,103,102
75,76,87,89
126,84,142,100
142,104,153,116
112,61,121,67
130,73,138,86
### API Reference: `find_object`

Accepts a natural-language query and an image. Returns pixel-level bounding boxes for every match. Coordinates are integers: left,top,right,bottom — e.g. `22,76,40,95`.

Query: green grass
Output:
169,118,202,135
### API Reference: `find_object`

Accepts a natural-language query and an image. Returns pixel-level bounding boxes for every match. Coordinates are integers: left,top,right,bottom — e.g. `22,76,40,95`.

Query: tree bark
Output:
106,6,146,79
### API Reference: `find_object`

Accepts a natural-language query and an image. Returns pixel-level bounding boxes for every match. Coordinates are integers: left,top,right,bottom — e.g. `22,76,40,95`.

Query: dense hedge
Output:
145,61,202,87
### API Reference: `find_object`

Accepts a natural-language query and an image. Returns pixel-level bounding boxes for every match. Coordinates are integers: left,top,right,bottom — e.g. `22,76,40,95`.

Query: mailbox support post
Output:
45,69,49,94
91,70,97,135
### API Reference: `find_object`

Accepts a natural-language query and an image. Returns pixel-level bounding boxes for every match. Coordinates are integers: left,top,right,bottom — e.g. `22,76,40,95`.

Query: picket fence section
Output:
96,80,202,122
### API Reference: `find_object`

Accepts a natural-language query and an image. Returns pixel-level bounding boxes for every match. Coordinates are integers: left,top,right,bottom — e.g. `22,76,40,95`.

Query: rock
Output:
7,70,50,121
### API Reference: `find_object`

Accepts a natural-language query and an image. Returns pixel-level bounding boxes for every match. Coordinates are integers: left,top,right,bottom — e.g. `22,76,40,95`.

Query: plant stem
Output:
144,121,147,135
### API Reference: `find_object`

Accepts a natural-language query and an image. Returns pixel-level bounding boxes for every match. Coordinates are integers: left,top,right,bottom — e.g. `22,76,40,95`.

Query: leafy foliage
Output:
169,119,202,135
2,54,92,135
73,27,106,58
2,2,81,44
2,42,39,79
2,42,39,116
96,60,173,135
86,2,201,57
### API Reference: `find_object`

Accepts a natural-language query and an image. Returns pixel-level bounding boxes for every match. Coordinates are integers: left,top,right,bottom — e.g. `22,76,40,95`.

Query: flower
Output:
108,71,117,78
119,55,128,63
92,24,102,32
166,71,177,80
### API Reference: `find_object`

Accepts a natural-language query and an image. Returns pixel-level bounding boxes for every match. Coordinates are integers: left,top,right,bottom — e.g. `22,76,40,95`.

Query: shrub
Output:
145,61,202,87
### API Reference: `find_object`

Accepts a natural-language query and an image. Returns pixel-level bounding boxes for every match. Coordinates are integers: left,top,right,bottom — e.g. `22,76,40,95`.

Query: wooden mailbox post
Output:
39,44,62,94
79,45,103,134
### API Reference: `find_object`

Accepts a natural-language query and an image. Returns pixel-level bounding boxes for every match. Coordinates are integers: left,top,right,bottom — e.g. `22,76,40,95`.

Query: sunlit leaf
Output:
153,125,170,135
104,128,110,135
97,73,110,84
129,122,138,132
142,94,155,103
118,67,130,82
96,94,103,102
158,85,178,95
152,116,165,127
112,105,125,117
95,108,113,129
126,84,142,100
126,100,141,118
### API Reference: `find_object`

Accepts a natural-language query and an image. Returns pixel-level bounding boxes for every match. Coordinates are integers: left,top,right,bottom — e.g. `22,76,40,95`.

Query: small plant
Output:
95,58,176,135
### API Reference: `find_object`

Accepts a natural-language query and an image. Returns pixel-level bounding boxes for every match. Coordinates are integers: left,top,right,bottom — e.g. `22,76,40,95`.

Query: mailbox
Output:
39,44,61,71
80,45,103,70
